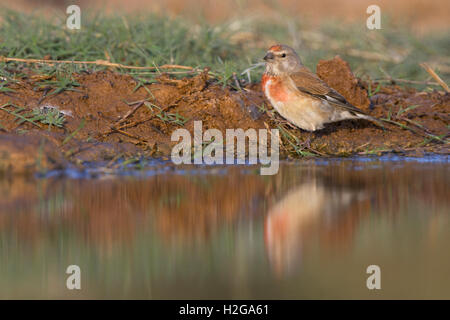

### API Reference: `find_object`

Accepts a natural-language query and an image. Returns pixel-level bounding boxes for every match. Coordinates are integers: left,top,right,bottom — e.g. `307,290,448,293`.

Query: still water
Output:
0,156,449,299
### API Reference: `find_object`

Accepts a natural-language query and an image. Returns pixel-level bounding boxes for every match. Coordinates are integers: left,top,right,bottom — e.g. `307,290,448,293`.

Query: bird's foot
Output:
302,132,314,148
276,119,298,130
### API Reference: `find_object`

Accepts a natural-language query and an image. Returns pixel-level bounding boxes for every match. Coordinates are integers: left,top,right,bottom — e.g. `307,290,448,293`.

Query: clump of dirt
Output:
316,56,370,111
0,57,448,174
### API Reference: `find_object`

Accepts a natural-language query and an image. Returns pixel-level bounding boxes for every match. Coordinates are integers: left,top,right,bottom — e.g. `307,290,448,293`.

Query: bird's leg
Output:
276,118,297,130
303,131,315,148
285,121,298,130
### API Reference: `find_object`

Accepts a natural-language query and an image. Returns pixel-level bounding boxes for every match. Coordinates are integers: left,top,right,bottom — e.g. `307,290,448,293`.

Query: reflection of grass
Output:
0,9,448,90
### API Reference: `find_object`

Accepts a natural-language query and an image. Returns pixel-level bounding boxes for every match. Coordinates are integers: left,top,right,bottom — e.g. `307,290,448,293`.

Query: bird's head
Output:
263,44,302,75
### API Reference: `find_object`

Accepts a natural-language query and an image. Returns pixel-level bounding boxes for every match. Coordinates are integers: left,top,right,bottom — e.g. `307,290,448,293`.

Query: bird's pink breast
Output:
262,74,289,102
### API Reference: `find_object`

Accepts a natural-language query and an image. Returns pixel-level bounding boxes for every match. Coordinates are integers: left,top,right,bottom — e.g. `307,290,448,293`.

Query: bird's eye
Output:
281,53,286,58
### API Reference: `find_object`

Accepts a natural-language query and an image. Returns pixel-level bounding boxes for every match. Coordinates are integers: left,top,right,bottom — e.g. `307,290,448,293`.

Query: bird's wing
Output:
290,67,368,116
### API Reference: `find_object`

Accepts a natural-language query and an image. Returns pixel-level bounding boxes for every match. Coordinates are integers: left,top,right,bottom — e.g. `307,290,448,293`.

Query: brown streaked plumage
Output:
262,44,380,131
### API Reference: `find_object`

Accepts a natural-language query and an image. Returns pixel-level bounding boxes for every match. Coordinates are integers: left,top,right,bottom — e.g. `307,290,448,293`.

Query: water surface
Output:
0,156,449,299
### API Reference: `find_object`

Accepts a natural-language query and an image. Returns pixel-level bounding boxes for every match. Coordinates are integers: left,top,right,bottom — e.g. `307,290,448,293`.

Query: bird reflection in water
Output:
264,178,367,277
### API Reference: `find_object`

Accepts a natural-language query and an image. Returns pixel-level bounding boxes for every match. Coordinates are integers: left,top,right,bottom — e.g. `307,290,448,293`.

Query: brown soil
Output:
0,56,448,174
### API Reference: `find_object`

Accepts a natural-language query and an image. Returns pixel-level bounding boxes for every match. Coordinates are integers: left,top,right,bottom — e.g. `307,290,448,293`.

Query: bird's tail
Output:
357,113,386,130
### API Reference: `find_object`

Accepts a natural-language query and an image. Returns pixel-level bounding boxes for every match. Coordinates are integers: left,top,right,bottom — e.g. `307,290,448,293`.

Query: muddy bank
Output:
0,57,448,174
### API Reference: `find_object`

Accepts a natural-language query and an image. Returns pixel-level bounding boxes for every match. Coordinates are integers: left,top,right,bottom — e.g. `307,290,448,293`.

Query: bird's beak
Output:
263,52,274,61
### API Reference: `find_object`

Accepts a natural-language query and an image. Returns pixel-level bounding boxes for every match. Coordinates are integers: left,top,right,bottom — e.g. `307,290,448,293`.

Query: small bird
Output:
262,44,379,131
